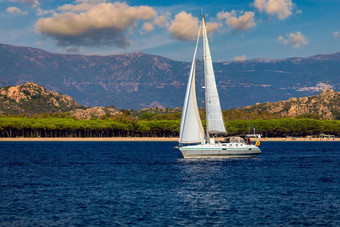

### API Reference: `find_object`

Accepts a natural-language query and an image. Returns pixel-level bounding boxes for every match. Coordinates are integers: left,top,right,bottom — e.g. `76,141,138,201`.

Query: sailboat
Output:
177,16,261,158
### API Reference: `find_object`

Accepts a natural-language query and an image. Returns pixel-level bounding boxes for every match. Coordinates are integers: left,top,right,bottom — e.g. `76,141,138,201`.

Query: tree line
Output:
0,115,338,138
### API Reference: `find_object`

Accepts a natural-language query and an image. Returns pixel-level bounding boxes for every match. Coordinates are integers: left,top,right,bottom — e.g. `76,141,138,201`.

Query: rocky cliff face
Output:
71,107,122,120
0,82,83,115
0,82,124,119
239,89,340,120
0,82,76,105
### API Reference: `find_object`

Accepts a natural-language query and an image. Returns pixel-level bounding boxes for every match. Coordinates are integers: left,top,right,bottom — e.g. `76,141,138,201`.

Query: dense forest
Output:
0,112,339,138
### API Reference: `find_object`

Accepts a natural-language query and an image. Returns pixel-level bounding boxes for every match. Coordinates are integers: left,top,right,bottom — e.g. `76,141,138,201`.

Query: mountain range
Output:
0,43,339,109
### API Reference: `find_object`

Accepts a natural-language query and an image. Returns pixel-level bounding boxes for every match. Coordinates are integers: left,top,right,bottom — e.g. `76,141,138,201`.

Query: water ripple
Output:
0,141,339,226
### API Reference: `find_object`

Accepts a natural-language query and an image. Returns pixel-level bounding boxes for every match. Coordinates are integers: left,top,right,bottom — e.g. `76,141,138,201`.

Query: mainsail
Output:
179,22,205,144
202,17,227,135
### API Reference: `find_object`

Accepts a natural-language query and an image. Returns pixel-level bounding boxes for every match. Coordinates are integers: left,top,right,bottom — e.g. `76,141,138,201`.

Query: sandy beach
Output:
0,137,179,142
259,137,339,142
0,137,338,142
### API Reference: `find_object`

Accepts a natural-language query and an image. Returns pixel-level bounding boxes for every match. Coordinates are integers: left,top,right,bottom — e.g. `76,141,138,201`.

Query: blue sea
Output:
0,141,339,226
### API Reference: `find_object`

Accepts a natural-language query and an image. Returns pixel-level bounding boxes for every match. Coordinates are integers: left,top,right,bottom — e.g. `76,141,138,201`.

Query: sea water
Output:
0,141,339,226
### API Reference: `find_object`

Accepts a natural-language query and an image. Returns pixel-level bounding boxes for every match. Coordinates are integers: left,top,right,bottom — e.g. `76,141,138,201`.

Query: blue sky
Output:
1,0,340,61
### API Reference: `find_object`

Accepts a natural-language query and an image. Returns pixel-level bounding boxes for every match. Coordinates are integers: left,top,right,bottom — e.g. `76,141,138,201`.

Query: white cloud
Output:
6,6,27,15
153,13,170,28
142,13,170,33
254,0,294,20
206,22,221,34
169,11,219,41
35,2,157,48
217,10,256,31
234,55,247,61
142,22,154,33
36,8,54,16
9,0,39,8
278,31,308,48
334,31,340,38
168,11,199,41
57,2,94,12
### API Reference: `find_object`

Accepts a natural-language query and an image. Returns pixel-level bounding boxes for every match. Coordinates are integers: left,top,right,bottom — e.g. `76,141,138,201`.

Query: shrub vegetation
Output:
0,112,338,138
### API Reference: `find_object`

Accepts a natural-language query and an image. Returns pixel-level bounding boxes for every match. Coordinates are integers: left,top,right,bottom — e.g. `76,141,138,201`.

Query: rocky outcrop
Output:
0,82,83,115
135,107,182,114
71,107,121,120
0,82,123,118
1,83,338,120
240,89,340,119
0,82,78,106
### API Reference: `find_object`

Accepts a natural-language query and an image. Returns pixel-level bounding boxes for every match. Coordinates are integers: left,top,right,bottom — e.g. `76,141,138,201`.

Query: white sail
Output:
202,17,227,135
179,22,205,144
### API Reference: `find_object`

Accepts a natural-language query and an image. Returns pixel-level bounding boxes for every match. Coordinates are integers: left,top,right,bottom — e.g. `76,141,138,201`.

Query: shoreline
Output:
0,137,338,142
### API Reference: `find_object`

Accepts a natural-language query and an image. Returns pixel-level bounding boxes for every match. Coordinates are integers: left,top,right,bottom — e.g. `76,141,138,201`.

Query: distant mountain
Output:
0,43,339,109
236,89,340,120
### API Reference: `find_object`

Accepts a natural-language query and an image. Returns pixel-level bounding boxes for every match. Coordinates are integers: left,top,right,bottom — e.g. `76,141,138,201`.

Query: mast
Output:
202,16,227,139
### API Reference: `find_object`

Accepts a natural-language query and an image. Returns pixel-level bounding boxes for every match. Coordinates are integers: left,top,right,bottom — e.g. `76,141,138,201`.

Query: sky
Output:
1,0,340,62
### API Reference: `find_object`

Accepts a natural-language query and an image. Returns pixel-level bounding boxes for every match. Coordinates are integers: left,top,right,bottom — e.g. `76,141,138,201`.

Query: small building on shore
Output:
319,133,335,139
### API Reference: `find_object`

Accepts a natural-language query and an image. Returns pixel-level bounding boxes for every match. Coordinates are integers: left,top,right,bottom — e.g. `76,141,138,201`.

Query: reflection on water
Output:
172,157,270,225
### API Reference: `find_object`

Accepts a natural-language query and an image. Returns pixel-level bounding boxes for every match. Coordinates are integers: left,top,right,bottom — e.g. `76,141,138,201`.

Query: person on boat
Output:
247,138,251,145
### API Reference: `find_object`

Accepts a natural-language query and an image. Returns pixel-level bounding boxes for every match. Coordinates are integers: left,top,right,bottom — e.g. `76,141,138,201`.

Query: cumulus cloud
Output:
142,22,154,33
334,31,340,38
234,55,247,61
168,11,199,41
206,22,220,34
278,32,308,48
9,0,39,8
254,0,293,20
153,13,170,28
217,10,256,31
36,8,54,16
35,2,157,48
7,6,27,15
142,13,170,33
169,11,219,41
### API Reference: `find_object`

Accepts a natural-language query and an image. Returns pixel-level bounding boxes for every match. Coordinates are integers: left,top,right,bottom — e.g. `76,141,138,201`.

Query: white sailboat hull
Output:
179,143,261,158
